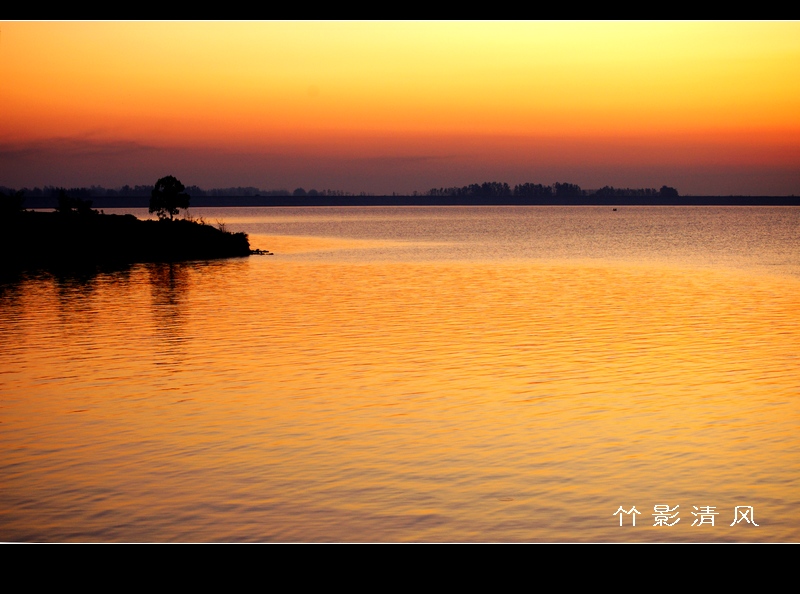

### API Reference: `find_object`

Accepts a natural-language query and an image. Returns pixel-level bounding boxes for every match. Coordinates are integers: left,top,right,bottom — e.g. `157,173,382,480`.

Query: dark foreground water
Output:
1,206,798,542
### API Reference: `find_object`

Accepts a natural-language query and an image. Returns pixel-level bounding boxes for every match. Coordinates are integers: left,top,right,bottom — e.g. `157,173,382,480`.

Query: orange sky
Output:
2,21,800,195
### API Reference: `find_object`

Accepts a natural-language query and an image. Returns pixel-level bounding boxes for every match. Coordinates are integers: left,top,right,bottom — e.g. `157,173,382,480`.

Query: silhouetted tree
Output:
150,176,190,220
659,185,679,197
594,186,617,197
55,189,73,214
554,182,583,197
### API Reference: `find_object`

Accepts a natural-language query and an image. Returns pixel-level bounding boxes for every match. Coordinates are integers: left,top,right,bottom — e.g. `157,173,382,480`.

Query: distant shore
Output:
20,195,800,209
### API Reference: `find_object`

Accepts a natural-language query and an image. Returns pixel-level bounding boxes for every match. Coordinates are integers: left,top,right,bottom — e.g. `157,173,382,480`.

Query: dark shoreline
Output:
20,195,800,208
1,211,251,273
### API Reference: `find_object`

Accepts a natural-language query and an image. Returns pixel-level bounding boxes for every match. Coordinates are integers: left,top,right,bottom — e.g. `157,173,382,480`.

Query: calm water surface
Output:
1,206,798,541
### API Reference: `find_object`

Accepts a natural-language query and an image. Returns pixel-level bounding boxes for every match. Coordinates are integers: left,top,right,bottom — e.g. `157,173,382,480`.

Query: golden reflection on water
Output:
257,234,423,254
2,250,798,542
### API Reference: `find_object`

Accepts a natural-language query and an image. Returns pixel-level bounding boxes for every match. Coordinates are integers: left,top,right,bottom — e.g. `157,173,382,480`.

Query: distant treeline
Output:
0,185,327,198
0,182,680,199
428,182,679,198
0,185,362,198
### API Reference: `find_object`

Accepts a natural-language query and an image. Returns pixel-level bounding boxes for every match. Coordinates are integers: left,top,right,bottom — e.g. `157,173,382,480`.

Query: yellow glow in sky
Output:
2,21,800,194
4,21,800,140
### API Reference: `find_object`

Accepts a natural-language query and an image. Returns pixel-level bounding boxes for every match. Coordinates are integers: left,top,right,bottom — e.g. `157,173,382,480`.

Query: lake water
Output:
1,206,798,542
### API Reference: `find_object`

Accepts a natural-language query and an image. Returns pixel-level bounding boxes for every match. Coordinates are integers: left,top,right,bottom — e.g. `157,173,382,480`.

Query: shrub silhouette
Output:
150,176,190,220
55,189,97,216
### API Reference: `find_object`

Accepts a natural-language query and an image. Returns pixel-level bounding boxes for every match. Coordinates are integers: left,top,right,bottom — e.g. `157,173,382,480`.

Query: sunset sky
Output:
2,21,800,195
